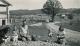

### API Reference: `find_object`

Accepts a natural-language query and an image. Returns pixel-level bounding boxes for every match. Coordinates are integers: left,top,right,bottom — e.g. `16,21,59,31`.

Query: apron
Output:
19,25,29,37
57,31,65,39
57,31,65,44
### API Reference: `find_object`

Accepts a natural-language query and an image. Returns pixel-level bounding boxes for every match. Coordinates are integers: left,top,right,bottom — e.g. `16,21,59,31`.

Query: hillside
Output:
0,8,80,16
0,9,45,16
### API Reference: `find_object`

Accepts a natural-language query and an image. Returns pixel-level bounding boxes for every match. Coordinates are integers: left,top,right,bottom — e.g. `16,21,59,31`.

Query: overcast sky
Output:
0,0,80,10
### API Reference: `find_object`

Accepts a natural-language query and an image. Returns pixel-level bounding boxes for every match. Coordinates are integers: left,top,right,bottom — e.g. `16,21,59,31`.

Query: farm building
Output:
0,0,11,26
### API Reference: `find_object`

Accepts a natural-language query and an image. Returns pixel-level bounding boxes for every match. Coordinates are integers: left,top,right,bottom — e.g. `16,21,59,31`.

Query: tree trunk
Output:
51,11,55,22
51,7,56,22
51,15,55,22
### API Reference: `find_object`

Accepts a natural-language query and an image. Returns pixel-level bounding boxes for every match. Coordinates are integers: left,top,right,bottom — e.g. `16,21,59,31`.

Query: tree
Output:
42,0,63,22
72,9,80,14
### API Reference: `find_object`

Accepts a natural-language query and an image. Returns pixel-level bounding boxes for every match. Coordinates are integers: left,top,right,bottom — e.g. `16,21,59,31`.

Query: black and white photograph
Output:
0,0,80,46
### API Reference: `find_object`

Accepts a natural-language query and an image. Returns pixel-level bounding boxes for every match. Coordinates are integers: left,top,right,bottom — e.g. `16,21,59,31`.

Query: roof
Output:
0,0,11,7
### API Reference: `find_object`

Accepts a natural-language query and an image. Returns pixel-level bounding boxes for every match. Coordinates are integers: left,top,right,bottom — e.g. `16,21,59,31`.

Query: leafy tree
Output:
42,0,63,22
72,9,80,14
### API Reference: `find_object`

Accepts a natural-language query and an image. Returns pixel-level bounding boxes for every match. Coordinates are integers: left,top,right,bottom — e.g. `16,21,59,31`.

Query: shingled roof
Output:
0,0,11,7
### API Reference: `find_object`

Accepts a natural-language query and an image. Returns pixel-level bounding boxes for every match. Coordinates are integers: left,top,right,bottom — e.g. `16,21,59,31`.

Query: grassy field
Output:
55,20,80,32
54,20,80,46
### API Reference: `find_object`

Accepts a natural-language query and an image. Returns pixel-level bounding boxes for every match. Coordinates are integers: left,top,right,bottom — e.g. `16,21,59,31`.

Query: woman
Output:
19,19,31,41
57,25,65,45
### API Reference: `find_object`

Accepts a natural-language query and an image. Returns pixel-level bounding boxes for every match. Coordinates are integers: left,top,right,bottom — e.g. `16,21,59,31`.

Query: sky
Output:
0,0,80,10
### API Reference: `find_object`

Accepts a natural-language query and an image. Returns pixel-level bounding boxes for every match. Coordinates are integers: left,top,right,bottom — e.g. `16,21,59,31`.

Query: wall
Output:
0,19,8,26
0,14,8,26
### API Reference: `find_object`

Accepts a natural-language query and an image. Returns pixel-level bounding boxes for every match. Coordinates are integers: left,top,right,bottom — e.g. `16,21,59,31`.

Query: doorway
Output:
2,20,6,25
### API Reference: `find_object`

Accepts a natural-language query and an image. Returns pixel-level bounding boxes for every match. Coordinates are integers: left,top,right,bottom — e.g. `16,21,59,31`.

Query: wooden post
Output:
6,6,10,24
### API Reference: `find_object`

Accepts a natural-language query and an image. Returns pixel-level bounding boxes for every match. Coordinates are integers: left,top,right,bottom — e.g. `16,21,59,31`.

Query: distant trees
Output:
67,14,73,20
72,9,80,14
42,0,63,22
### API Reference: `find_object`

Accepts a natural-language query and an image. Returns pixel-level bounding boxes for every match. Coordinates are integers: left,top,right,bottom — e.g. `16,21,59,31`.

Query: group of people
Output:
6,19,65,46
2,19,31,43
19,19,65,43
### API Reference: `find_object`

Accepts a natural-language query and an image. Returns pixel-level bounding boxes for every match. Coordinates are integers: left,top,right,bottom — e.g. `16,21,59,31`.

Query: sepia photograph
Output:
0,0,80,46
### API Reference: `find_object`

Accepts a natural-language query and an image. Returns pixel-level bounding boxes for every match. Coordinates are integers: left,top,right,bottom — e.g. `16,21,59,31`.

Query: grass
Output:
55,20,80,46
55,21,80,32
65,32,80,46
